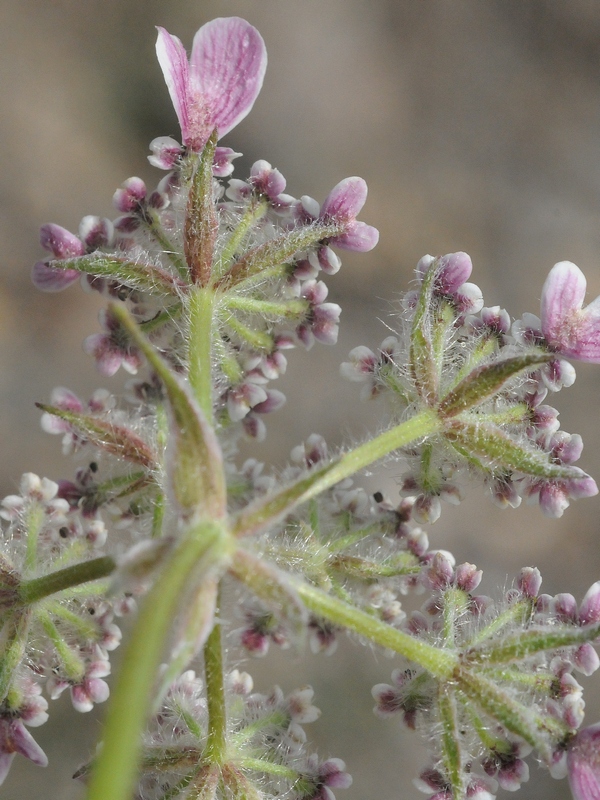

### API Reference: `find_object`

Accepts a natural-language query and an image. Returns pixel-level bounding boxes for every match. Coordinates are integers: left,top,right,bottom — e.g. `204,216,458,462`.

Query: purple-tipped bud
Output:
554,592,578,622
213,146,242,177
113,177,147,213
480,305,511,334
320,177,379,252
436,251,473,294
455,562,483,593
40,223,85,259
79,216,114,249
252,389,286,415
517,566,542,598
148,135,183,170
425,551,455,590
579,582,600,626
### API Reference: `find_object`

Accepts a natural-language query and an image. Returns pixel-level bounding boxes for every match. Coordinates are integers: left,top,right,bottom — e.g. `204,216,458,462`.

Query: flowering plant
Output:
3,15,600,800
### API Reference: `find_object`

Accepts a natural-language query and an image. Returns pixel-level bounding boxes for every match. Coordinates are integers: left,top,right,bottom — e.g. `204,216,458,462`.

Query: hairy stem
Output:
204,596,227,763
18,556,116,605
85,522,231,800
232,409,441,537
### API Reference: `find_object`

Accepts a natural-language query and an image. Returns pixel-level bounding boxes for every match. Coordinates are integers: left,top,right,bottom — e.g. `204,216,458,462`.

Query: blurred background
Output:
2,1,600,798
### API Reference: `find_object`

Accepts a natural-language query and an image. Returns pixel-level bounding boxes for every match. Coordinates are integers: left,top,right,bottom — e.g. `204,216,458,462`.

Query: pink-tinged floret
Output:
32,223,84,291
156,17,267,153
541,261,600,362
319,177,379,252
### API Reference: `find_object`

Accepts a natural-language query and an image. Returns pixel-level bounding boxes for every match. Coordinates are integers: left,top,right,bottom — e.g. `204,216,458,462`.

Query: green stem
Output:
86,521,231,800
289,577,457,678
18,556,116,605
204,603,228,764
188,287,216,419
232,409,441,537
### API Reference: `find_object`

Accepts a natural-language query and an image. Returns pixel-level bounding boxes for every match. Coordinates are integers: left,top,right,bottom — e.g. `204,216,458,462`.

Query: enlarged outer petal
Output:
320,178,379,251
332,221,379,252
437,252,473,294
541,261,600,362
32,261,80,292
568,722,600,800
0,719,48,785
190,18,267,139
156,28,191,143
39,223,85,258
321,177,368,220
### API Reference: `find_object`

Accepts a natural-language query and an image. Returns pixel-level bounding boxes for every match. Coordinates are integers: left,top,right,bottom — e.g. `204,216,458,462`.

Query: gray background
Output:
2,1,600,798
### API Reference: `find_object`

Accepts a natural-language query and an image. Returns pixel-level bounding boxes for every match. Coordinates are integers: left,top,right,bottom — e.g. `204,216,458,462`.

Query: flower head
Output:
541,261,600,362
156,17,267,153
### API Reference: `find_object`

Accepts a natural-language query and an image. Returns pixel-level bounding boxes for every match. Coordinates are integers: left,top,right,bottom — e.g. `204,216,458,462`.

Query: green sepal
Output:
111,303,226,519
36,403,158,470
444,418,585,481
438,353,553,417
185,131,218,286
466,623,600,664
48,255,186,295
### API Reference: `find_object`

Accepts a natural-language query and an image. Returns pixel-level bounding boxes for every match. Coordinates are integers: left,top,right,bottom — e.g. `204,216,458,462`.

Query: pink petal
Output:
32,261,80,292
331,221,379,252
321,177,368,221
39,223,84,258
189,17,267,141
437,252,473,293
156,28,191,144
540,261,600,361
7,720,48,767
541,261,586,339
568,723,600,800
579,581,600,625
0,752,16,785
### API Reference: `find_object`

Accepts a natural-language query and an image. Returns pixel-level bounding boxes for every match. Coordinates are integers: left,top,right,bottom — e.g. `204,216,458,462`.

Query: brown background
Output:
2,2,600,798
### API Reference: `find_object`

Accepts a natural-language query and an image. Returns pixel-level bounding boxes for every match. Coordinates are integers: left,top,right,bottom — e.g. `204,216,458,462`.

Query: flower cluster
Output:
373,565,600,799
342,251,599,521
2,14,600,800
